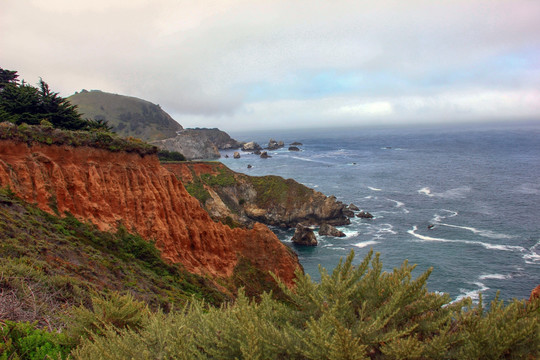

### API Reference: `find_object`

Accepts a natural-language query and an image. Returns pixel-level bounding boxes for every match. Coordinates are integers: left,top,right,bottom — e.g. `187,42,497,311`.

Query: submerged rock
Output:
319,223,346,237
290,142,303,146
292,224,317,246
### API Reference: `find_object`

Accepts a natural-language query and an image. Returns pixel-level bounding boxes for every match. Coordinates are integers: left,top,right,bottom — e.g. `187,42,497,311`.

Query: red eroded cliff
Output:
0,140,299,285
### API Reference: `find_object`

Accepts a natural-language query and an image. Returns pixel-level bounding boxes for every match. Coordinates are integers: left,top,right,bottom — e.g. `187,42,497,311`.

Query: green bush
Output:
0,321,70,360
72,251,540,359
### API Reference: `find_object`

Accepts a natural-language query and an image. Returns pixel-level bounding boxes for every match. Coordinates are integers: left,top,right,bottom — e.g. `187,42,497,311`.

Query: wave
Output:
387,198,410,214
432,209,458,222
354,240,379,248
523,240,540,264
454,282,490,303
418,186,471,199
408,226,526,252
517,183,540,195
478,273,511,281
438,223,516,240
368,186,382,191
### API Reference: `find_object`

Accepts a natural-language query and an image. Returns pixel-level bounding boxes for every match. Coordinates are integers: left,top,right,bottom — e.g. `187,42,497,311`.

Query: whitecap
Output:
387,198,410,214
432,209,458,222
354,240,379,248
479,274,511,280
418,186,471,199
341,230,360,237
438,223,516,240
454,282,490,303
368,186,382,191
418,187,433,197
407,226,526,252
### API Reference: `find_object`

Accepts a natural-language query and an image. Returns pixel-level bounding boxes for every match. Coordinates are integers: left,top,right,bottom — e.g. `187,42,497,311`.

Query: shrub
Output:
0,321,70,360
72,251,540,359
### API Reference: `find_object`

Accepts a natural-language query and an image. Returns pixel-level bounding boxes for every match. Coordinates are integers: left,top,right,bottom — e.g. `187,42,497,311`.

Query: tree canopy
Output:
0,67,111,131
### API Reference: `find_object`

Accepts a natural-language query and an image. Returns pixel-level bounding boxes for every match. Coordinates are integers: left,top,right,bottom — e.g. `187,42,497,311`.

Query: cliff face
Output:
164,162,351,228
0,140,299,285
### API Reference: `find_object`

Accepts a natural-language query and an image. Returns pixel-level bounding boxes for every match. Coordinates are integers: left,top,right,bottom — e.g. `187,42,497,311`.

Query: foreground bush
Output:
72,250,540,359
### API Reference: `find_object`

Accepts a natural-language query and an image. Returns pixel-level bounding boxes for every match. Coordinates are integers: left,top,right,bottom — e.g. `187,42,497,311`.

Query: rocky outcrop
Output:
529,285,540,302
164,162,351,229
319,223,346,237
152,132,220,160
349,203,360,211
292,224,317,246
242,141,262,152
288,146,300,152
0,141,300,286
233,152,241,159
181,128,243,150
151,128,243,160
260,151,271,159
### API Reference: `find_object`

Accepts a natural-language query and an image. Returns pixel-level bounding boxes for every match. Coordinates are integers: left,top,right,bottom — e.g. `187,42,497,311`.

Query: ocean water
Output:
220,122,540,303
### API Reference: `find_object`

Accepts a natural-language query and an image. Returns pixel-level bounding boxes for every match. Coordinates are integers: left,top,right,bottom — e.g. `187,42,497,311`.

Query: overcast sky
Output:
2,0,539,132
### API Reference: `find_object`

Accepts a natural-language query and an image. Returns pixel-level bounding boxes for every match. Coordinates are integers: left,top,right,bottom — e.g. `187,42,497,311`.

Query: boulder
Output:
292,224,317,246
357,210,374,219
260,151,271,159
242,141,262,152
349,203,360,211
288,146,300,152
233,152,241,159
247,164,252,169
319,223,346,237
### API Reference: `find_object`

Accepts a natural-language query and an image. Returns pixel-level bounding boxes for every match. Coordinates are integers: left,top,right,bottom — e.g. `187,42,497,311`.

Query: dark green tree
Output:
0,67,112,131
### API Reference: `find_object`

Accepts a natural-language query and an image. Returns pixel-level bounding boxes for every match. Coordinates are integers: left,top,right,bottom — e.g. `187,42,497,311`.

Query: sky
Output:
1,0,540,132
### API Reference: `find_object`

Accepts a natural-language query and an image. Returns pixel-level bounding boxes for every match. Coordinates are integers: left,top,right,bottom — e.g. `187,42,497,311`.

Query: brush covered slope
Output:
68,90,183,141
0,186,229,328
0,123,300,287
164,161,351,228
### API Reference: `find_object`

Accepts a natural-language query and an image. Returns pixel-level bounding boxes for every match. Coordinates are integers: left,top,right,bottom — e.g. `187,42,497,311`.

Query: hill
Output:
68,90,183,141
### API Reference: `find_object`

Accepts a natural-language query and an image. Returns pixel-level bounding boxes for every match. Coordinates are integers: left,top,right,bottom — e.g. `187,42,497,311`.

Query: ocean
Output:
220,122,540,303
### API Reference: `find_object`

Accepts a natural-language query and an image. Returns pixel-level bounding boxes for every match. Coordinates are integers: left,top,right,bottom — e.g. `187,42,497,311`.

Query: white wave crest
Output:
432,209,458,222
479,274,511,280
368,186,382,191
438,223,516,240
454,282,490,303
354,240,379,248
418,186,471,199
408,226,526,252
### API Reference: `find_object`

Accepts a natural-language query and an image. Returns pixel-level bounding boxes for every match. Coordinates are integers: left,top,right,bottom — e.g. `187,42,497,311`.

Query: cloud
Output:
1,0,539,131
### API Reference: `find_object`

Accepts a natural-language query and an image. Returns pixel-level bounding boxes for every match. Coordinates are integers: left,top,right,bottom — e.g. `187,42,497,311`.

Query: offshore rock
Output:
242,141,262,152
260,151,271,159
319,223,346,237
233,151,241,159
292,224,317,246
0,140,300,286
267,139,284,150
288,146,300,152
164,162,351,229
349,203,360,211
357,210,374,219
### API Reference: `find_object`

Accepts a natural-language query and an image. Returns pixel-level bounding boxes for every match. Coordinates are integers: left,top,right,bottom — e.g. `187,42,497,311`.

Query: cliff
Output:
0,139,299,286
164,162,351,228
